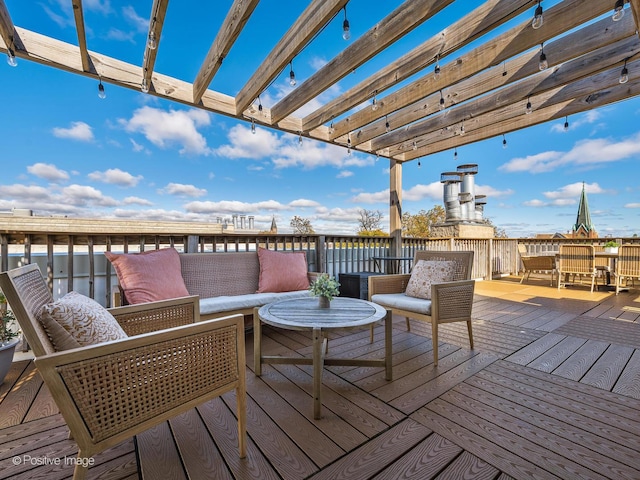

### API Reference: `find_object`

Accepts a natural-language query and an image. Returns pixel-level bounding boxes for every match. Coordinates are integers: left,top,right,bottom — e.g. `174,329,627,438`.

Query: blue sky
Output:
1,0,639,238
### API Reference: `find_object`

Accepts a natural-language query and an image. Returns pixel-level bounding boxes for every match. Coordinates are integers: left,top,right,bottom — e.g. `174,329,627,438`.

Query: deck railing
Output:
1,229,638,307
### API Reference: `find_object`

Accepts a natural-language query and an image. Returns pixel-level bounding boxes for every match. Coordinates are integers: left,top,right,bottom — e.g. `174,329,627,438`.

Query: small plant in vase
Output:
0,291,20,385
604,240,620,254
309,274,340,308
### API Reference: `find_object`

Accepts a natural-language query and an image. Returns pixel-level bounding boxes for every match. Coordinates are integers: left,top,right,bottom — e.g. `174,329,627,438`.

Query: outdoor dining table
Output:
254,297,392,419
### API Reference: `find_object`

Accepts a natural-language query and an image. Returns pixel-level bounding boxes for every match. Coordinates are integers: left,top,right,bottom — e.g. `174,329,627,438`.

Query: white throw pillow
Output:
405,260,456,300
39,291,127,351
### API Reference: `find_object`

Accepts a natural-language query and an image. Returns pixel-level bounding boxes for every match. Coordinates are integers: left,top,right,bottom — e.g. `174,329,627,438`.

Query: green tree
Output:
402,206,445,238
357,209,385,235
483,217,508,238
290,215,315,234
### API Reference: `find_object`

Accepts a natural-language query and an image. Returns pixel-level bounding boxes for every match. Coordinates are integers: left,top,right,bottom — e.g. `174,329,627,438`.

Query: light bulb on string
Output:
613,0,625,21
371,91,378,111
328,121,335,135
526,97,533,114
298,132,303,146
412,141,417,151
532,1,543,29
289,62,296,87
6,48,17,67
147,31,157,50
347,135,352,155
564,116,569,131
439,90,445,110
434,55,440,79
98,78,106,99
385,116,390,133
342,6,351,40
141,78,149,93
502,134,507,149
417,160,421,168
251,118,256,134
620,60,629,84
538,44,548,71
454,147,458,160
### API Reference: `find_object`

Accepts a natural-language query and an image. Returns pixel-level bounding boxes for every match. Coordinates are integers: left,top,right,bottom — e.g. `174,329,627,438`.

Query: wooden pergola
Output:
1,0,639,249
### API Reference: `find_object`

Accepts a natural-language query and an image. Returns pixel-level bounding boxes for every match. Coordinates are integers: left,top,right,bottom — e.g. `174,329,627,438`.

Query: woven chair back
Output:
558,245,596,275
0,264,56,357
413,250,474,281
617,245,640,277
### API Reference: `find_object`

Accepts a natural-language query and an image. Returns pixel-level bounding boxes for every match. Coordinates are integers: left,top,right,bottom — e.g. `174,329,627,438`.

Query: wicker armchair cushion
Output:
105,247,189,304
39,291,128,351
405,260,456,300
257,248,310,293
370,293,433,315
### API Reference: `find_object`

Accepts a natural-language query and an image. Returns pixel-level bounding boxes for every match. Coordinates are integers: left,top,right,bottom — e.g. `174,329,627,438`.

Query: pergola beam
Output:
350,15,637,149
373,35,640,152
0,0,21,53
235,0,348,116
269,0,455,125
331,0,613,142
71,0,90,72
399,59,640,161
193,0,259,104
142,0,170,93
301,0,532,133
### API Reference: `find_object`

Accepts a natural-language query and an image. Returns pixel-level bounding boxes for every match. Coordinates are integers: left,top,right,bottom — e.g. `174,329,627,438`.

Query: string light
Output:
342,5,351,40
385,115,390,133
619,59,629,84
413,141,418,151
538,43,548,71
289,61,296,87
418,160,421,168
347,135,352,155
613,0,625,21
454,147,458,160
532,1,544,29
98,77,106,99
459,121,465,136
258,96,263,115
439,90,445,110
147,31,157,50
434,55,441,79
141,77,149,93
251,118,256,134
371,91,378,111
6,48,17,67
526,96,533,114
564,116,569,131
502,134,507,148
328,121,335,135
298,131,303,146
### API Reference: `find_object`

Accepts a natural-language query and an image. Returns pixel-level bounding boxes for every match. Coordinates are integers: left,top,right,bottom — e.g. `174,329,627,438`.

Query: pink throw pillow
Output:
105,248,189,304
257,248,309,293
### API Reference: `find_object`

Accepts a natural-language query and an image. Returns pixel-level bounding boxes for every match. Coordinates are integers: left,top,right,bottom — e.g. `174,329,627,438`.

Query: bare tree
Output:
357,209,383,234
290,215,315,234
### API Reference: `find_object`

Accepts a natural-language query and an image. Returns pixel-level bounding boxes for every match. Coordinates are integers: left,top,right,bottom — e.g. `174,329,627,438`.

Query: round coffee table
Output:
254,297,392,419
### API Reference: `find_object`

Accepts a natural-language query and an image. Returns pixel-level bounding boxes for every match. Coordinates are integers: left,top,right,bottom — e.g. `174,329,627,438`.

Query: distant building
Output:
568,183,598,239
270,216,278,234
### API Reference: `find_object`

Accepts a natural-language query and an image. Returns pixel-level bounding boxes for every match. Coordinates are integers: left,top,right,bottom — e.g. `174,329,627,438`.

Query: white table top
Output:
258,297,386,331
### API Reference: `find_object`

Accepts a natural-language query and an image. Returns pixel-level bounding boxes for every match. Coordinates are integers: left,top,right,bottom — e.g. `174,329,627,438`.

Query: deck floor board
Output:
3,279,640,479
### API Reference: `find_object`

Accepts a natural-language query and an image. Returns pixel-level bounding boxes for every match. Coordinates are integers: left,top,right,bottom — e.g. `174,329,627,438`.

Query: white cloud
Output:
337,170,354,178
52,121,94,142
214,124,280,159
289,199,321,208
122,5,148,32
27,163,69,182
88,168,143,187
83,0,112,14
159,183,207,197
0,184,53,200
185,199,289,214
523,199,547,207
121,106,211,155
625,203,640,208
500,132,640,173
543,182,609,200
61,184,118,207
106,28,135,43
123,196,153,206
551,110,601,133
351,189,388,204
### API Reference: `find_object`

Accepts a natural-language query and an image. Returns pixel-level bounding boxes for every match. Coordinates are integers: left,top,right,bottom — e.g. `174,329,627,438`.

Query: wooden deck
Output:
2,277,640,479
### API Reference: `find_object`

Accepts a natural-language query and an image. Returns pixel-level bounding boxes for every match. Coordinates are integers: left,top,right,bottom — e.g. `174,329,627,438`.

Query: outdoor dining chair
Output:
517,244,556,286
557,244,598,292
0,264,247,480
368,250,475,366
615,245,640,295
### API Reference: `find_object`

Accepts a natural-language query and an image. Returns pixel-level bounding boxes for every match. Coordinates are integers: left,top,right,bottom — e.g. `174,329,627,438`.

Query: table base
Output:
254,309,392,419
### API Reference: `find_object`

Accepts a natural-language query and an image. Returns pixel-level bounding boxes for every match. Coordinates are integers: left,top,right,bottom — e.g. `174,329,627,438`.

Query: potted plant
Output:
309,274,340,308
0,291,20,385
604,240,620,254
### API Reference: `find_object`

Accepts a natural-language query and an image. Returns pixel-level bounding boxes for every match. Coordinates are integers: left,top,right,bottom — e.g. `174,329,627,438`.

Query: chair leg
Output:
72,454,89,480
432,321,438,367
467,320,474,349
370,324,374,343
406,317,411,332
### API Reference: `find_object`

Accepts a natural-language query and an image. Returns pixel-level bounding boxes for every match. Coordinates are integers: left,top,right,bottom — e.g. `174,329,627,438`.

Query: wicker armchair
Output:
368,251,475,366
615,245,640,295
0,264,246,480
557,244,598,292
517,244,556,286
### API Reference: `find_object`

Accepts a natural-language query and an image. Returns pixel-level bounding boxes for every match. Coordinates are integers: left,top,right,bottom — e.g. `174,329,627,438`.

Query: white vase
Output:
0,338,19,385
604,247,618,254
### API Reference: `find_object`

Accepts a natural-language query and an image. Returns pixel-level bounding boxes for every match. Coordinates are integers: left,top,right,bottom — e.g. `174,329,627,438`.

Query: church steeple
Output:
572,182,596,238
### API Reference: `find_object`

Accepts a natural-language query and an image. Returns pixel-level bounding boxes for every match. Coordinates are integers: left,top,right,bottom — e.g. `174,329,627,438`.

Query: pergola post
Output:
389,159,402,257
